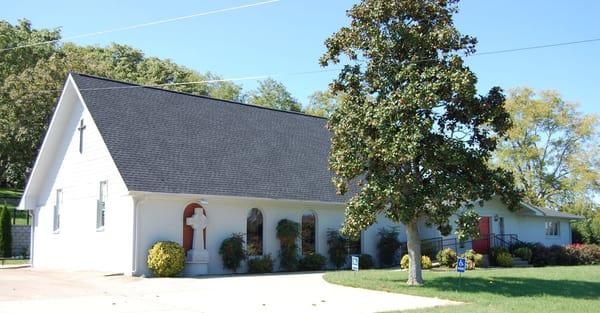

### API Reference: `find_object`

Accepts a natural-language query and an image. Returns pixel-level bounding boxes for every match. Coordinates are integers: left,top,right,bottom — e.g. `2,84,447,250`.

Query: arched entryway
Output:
183,203,206,253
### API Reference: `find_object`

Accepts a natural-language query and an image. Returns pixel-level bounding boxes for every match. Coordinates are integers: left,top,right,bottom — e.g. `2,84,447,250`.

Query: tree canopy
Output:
247,78,302,112
0,20,304,187
321,0,520,285
495,88,599,211
304,90,342,118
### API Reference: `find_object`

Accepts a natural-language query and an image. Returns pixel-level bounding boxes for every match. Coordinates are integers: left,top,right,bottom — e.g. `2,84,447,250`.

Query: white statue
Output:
185,207,209,263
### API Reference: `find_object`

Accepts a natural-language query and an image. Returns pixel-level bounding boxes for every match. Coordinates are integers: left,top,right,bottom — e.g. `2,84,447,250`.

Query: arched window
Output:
302,211,317,255
246,208,264,256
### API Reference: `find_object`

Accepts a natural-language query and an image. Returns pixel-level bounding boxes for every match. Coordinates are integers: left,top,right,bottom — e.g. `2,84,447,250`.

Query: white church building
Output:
18,73,581,276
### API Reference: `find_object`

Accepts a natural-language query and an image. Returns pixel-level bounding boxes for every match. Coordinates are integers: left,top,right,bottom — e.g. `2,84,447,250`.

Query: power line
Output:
38,67,343,94
0,0,280,52
473,38,600,56
28,36,600,94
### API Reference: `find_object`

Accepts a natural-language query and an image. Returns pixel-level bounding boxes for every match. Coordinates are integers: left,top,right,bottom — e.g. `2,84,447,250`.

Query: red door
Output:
472,217,490,254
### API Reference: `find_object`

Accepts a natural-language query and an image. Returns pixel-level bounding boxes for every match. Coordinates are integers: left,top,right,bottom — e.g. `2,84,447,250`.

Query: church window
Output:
246,208,264,256
53,189,62,232
97,181,107,229
302,211,317,255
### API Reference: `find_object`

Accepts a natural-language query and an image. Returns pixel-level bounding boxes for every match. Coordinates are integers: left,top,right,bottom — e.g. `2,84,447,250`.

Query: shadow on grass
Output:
392,276,600,300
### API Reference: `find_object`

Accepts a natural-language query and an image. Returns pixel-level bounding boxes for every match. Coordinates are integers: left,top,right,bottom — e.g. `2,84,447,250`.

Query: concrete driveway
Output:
0,268,457,313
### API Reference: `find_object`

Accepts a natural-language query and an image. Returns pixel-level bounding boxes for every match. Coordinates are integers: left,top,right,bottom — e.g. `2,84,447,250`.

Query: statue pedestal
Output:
183,249,209,276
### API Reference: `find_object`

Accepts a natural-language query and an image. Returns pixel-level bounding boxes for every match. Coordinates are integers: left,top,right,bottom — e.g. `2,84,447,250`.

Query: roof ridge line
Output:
70,72,328,120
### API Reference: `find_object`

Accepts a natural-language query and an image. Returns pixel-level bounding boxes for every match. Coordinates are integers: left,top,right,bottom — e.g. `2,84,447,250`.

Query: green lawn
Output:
0,258,30,266
0,187,28,225
0,188,22,199
324,266,600,313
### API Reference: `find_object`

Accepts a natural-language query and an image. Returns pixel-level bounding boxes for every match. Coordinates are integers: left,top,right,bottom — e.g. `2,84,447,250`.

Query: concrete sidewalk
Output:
0,268,458,313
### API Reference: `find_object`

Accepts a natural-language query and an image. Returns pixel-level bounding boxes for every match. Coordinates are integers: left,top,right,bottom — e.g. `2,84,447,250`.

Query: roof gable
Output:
70,73,347,203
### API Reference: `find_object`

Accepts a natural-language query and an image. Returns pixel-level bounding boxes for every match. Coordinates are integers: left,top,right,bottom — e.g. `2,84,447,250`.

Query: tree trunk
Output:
405,218,423,285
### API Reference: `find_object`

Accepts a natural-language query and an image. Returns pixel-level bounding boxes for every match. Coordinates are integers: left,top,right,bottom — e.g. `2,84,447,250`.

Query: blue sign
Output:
351,255,359,271
456,257,466,273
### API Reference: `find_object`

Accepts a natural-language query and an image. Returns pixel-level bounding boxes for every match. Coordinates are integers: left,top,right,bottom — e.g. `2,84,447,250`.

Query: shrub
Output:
400,254,432,269
464,249,484,268
359,254,374,269
326,230,348,269
147,241,185,277
219,233,246,272
421,255,432,269
247,255,274,273
276,219,300,246
496,251,513,267
0,206,12,257
400,254,409,269
299,253,327,271
277,219,300,271
490,246,509,266
513,247,532,262
377,228,401,267
565,244,600,265
436,248,457,267
530,243,551,267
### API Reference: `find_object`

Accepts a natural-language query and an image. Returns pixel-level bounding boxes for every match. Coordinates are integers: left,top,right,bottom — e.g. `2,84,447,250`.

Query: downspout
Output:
131,195,145,276
29,208,36,267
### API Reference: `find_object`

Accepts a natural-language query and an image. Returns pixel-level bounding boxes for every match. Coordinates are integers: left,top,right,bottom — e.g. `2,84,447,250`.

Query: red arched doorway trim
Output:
183,203,206,253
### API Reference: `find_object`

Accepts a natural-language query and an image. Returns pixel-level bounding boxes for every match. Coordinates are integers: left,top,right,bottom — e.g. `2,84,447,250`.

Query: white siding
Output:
134,195,405,276
418,198,574,248
31,85,134,274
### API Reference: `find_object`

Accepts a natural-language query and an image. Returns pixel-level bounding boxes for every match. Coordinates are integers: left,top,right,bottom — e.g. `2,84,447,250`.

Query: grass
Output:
0,188,22,199
0,187,28,225
0,258,30,266
324,266,600,313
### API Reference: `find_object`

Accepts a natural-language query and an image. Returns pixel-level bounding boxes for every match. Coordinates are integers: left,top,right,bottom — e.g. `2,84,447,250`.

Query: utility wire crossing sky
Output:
0,0,280,52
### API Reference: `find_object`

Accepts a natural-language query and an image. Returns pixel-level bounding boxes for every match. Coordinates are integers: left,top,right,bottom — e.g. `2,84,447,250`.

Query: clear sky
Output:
3,0,599,114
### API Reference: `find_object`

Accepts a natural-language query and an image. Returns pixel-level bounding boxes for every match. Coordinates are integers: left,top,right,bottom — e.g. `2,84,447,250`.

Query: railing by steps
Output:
411,233,523,257
492,233,523,250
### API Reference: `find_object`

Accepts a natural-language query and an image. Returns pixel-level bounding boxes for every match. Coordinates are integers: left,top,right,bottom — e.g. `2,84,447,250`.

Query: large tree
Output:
321,0,519,285
0,21,244,187
247,78,302,112
495,88,599,211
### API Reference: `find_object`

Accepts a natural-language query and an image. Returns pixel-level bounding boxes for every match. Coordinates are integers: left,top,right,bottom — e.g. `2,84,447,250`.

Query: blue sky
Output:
3,0,599,114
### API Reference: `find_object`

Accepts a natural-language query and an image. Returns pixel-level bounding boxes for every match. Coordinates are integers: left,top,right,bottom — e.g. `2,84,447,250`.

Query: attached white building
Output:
18,73,582,276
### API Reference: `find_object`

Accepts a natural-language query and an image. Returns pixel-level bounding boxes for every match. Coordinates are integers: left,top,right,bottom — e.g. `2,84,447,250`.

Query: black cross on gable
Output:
77,119,86,153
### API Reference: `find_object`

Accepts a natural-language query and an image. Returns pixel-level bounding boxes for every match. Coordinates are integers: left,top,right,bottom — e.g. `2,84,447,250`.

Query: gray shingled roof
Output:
519,202,583,220
71,73,348,203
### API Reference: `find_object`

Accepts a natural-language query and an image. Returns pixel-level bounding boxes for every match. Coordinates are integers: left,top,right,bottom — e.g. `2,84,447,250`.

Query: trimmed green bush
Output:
219,233,246,272
496,251,513,267
464,249,484,268
247,254,274,273
326,230,348,269
514,247,532,262
299,253,327,271
0,206,12,257
436,248,457,267
377,228,401,267
490,246,510,266
276,219,300,246
400,254,432,269
359,254,374,269
147,241,185,277
277,219,300,271
421,255,433,269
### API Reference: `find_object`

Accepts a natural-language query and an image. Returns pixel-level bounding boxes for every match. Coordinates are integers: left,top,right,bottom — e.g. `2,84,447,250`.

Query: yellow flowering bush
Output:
147,241,185,277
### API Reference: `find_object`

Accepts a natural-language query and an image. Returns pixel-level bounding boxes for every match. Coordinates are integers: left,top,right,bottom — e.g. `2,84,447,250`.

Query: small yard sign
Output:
351,255,359,271
456,257,466,273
